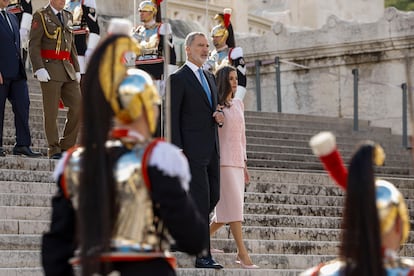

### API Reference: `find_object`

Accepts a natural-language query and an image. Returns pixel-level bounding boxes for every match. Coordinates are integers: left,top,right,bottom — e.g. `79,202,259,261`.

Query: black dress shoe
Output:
12,146,41,157
50,152,62,160
0,148,5,157
195,257,223,269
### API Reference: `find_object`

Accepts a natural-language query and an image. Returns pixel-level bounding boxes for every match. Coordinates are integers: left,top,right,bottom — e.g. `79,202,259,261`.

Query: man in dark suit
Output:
170,31,225,269
0,0,40,157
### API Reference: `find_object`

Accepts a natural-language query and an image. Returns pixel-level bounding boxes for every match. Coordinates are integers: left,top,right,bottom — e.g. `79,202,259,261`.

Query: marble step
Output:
0,268,300,276
247,144,408,162
0,182,56,194
245,122,392,135
247,158,412,176
0,249,331,270
247,151,410,167
245,129,404,148
245,137,409,153
0,169,54,183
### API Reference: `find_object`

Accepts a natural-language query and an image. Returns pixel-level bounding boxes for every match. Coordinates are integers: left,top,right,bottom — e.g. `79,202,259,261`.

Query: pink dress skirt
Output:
212,165,244,223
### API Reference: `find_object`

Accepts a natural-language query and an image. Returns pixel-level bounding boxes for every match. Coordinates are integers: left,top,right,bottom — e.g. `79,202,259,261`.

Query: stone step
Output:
0,182,56,194
0,207,51,220
0,235,41,250
247,158,412,176
247,151,409,167
174,252,331,270
0,220,49,235
0,169,54,183
245,122,392,135
0,268,44,276
0,157,57,171
246,137,409,153
246,144,409,162
244,111,368,124
247,170,414,187
245,130,404,149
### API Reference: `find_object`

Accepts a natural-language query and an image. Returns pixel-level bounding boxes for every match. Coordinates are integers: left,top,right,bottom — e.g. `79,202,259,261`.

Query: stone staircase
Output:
0,76,413,276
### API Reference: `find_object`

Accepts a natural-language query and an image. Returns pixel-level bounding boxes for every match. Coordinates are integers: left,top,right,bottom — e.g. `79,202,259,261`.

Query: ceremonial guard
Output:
205,8,247,100
29,0,81,159
7,0,32,63
302,132,414,275
64,0,100,75
132,0,177,137
41,19,206,276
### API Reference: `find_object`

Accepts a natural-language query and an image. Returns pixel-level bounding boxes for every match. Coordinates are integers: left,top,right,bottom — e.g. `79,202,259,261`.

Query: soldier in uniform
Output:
29,0,81,159
303,132,414,275
64,0,100,75
7,0,32,64
132,0,177,137
41,23,207,275
205,8,247,100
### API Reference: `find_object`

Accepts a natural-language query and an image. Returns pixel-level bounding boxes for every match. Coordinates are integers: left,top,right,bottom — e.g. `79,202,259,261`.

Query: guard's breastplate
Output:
64,144,167,254
65,0,86,33
133,25,160,60
207,48,230,73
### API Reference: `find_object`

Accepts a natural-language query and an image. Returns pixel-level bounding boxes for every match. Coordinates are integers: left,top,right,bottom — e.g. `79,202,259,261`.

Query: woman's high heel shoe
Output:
236,255,259,269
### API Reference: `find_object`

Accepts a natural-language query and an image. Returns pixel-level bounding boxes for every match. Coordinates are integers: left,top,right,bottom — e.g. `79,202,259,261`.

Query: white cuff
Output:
20,12,33,31
77,56,86,74
230,47,243,59
159,23,172,35
87,33,100,50
309,132,336,157
234,86,247,100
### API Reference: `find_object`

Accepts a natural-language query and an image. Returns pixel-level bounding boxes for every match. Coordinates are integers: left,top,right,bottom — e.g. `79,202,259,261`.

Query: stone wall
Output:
239,7,414,135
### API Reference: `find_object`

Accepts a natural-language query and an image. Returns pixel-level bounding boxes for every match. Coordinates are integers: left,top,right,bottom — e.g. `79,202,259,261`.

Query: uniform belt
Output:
6,5,23,14
41,50,72,61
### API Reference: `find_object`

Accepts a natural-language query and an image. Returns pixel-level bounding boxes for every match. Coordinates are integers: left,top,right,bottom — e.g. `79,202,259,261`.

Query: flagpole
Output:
160,0,171,142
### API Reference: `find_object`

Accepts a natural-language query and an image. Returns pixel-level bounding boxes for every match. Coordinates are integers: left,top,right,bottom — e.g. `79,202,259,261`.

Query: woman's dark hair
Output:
215,65,237,106
339,143,385,276
78,34,128,275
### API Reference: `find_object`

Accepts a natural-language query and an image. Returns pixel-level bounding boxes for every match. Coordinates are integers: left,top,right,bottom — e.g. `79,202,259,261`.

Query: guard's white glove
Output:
75,72,81,83
35,68,51,82
19,28,29,50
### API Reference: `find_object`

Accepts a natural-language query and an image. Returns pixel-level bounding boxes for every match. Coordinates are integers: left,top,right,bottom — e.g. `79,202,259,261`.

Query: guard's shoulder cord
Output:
38,11,62,53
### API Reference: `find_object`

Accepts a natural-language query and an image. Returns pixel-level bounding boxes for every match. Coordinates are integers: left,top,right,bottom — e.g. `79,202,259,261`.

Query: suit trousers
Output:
0,78,31,147
188,148,220,254
40,79,81,156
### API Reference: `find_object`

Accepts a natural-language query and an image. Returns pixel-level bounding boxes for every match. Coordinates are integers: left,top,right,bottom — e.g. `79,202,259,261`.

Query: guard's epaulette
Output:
400,257,414,268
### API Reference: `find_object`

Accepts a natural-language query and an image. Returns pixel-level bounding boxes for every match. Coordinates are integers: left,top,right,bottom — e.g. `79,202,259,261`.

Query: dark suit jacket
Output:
0,10,26,80
170,64,219,164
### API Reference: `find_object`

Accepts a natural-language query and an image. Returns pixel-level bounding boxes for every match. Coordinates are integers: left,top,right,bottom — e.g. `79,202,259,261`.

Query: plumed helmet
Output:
139,0,157,14
211,8,232,45
99,35,160,134
310,132,409,246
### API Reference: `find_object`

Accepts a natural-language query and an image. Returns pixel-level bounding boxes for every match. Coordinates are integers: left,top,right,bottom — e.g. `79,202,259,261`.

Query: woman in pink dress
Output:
210,65,258,269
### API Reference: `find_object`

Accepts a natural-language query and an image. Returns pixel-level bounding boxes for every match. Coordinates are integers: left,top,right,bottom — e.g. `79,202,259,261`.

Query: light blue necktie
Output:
198,68,212,106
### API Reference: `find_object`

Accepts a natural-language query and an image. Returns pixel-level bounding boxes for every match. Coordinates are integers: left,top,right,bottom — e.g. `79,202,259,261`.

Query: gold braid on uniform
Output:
99,36,161,133
39,12,62,53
